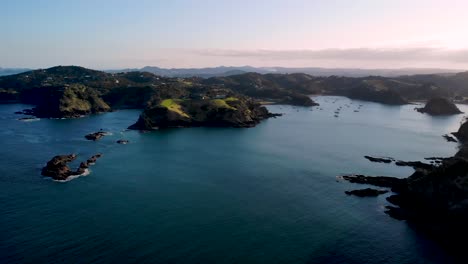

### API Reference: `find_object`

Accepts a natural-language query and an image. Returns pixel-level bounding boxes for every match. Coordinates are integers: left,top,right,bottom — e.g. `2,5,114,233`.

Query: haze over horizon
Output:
2,0,468,70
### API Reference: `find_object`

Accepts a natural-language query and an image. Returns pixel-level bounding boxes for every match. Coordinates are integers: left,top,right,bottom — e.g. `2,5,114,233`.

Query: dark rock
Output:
364,155,394,163
416,97,462,115
341,174,405,188
394,160,434,170
381,157,468,231
86,153,102,164
356,151,468,254
443,134,457,142
41,154,77,181
384,206,408,221
453,120,468,142
116,139,130,144
85,131,107,141
345,188,388,197
386,194,404,206
41,153,102,181
76,162,89,175
455,145,468,159
453,123,468,159
424,157,448,161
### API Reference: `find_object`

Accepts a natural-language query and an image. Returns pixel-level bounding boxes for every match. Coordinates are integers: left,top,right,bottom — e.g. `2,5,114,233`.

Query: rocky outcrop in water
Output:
443,134,458,142
41,154,78,180
383,157,468,253
343,121,468,254
345,188,389,197
41,153,102,181
364,156,394,163
416,97,462,115
394,160,434,171
363,155,434,171
85,131,108,141
341,174,405,188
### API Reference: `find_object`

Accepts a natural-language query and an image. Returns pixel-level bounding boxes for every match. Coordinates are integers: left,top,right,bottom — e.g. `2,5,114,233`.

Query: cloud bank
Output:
194,48,468,63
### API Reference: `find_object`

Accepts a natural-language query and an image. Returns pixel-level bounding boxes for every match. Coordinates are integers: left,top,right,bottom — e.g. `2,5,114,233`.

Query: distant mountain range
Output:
103,66,465,78
1,66,464,78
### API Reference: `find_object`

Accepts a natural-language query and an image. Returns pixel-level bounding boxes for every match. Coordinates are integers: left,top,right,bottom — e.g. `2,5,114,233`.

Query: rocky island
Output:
129,97,279,130
416,97,462,115
41,153,102,181
85,131,108,141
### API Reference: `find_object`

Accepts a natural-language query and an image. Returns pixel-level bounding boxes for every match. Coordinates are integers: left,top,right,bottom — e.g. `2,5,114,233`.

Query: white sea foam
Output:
18,118,40,122
53,169,90,183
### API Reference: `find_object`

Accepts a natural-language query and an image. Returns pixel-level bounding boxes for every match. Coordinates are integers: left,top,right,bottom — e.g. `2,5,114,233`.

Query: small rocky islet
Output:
416,97,463,116
116,139,129,144
41,153,102,181
85,131,108,141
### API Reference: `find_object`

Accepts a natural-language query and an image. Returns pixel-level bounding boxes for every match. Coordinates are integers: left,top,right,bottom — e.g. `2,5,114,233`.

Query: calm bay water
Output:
0,96,466,263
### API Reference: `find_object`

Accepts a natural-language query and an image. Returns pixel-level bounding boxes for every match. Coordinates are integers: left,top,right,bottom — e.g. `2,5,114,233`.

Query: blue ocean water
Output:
0,96,466,264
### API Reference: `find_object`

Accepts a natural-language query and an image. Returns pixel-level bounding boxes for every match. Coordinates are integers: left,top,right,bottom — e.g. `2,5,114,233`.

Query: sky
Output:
1,0,468,69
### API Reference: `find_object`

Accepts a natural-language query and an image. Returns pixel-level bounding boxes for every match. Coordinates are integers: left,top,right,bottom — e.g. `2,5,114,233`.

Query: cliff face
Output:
30,85,111,118
417,97,462,115
129,97,277,130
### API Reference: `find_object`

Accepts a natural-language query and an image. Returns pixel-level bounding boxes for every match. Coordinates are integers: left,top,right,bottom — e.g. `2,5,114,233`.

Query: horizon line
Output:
1,65,466,72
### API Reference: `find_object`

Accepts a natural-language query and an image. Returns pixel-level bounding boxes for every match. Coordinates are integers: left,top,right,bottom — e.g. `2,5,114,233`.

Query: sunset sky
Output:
2,0,468,69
